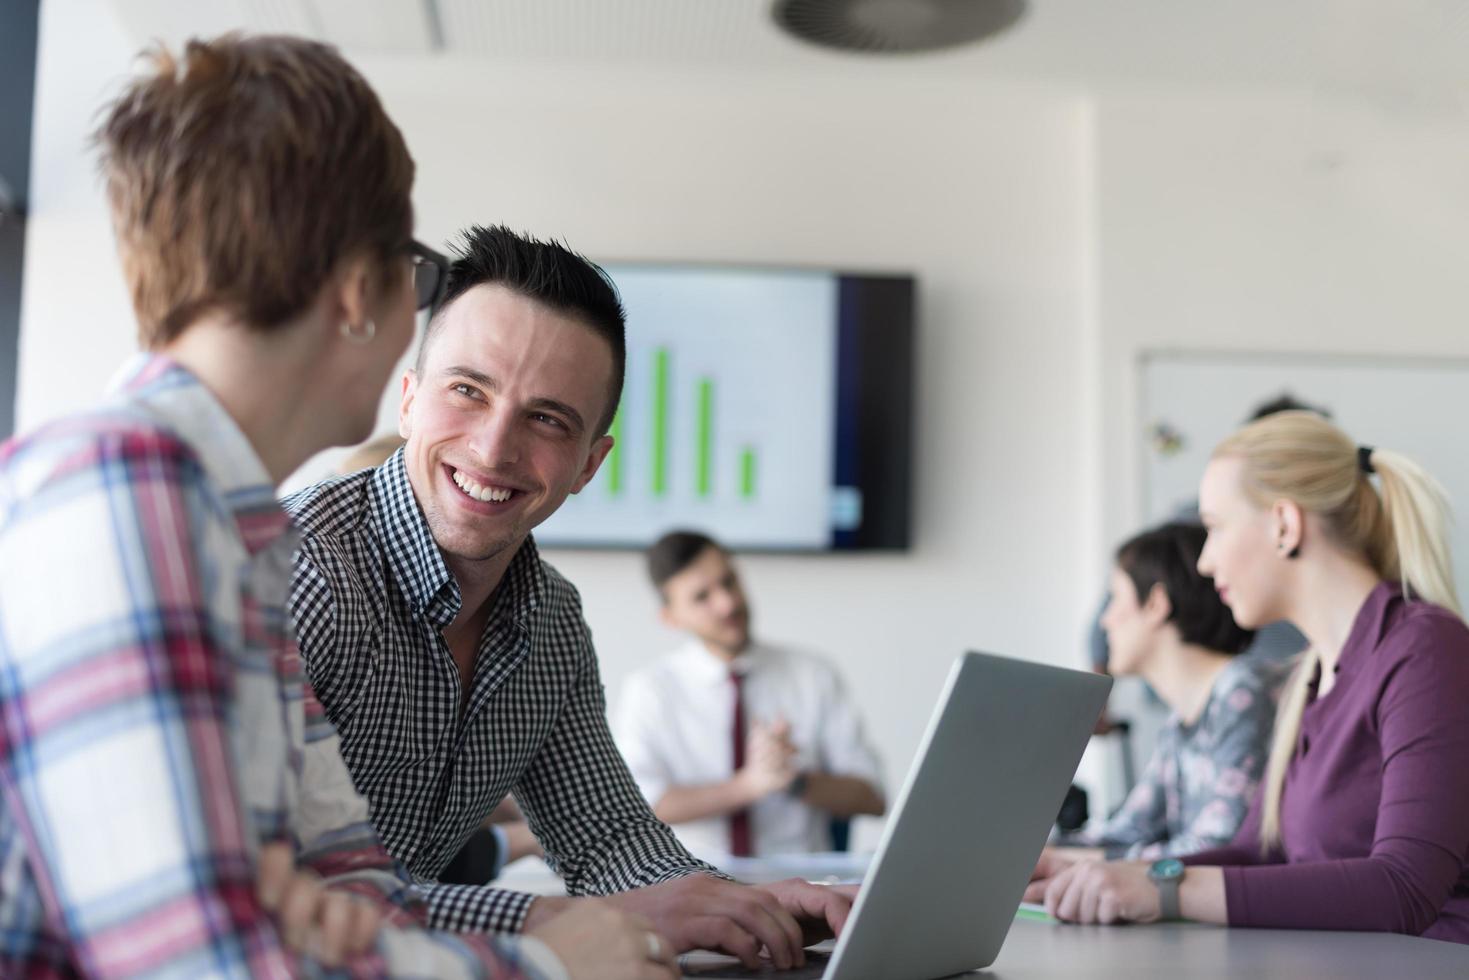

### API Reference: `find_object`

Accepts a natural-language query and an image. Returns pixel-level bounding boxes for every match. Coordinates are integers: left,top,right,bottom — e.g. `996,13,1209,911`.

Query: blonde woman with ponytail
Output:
1029,411,1469,942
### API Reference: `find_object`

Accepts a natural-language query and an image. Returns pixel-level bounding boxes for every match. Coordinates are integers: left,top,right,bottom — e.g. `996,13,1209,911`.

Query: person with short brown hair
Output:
102,34,415,351
0,34,676,980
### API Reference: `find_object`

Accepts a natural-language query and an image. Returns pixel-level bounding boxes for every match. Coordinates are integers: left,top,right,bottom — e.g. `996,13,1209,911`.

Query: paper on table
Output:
715,851,872,885
1016,902,1056,923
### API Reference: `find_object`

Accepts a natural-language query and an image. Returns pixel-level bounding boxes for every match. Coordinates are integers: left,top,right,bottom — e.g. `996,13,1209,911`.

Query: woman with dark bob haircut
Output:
0,33,672,980
1035,522,1288,874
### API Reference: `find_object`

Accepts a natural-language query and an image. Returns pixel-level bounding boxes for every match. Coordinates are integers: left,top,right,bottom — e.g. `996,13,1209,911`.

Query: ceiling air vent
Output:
772,0,1026,54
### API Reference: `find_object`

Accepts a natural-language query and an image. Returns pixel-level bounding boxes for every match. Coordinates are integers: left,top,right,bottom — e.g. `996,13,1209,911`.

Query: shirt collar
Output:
1334,580,1402,681
112,354,293,557
677,639,766,686
367,448,545,627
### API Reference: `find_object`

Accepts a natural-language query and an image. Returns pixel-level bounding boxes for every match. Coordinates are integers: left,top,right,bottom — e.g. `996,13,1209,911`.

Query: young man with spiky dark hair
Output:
286,225,852,972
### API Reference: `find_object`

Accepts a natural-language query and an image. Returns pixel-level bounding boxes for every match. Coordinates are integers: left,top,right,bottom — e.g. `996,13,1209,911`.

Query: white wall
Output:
16,0,135,430
1094,85,1469,552
20,2,1100,846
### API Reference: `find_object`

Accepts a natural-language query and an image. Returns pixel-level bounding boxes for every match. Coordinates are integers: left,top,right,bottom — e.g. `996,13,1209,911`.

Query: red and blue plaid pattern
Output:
0,357,536,978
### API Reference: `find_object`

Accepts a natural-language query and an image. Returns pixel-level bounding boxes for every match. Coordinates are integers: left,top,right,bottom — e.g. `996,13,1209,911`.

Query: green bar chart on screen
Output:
740,447,757,500
614,347,760,502
535,265,838,549
697,378,714,497
606,407,623,495
651,347,669,496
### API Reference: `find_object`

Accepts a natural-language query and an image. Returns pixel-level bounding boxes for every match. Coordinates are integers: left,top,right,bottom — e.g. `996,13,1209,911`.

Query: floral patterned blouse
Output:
1073,655,1291,859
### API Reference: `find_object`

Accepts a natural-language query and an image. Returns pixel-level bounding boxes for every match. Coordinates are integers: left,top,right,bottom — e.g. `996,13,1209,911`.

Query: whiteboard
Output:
1141,351,1469,612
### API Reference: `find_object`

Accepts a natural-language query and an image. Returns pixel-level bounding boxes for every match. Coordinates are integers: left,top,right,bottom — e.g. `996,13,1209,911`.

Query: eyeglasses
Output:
407,239,451,313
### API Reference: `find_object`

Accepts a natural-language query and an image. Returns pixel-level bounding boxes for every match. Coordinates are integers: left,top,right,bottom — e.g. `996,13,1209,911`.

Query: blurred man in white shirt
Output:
614,531,885,860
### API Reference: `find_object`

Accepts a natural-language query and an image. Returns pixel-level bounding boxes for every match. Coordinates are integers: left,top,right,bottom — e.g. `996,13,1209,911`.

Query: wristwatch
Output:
1148,858,1186,920
788,772,810,798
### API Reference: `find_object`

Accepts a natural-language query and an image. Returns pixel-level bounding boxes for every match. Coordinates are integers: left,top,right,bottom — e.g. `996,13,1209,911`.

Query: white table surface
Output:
498,856,1469,978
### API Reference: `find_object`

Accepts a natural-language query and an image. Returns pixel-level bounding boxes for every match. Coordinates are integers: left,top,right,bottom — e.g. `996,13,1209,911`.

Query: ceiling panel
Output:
435,0,779,63
314,0,434,54
104,0,1469,99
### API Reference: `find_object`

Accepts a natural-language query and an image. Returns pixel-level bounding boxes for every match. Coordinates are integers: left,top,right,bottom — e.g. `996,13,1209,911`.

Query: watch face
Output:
1150,858,1185,881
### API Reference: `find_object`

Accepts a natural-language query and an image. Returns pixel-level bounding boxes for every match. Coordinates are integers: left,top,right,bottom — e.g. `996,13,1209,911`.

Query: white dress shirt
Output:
614,641,884,860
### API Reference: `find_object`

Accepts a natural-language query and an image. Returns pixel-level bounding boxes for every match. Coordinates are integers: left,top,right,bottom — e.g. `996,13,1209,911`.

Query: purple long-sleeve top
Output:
1181,582,1469,943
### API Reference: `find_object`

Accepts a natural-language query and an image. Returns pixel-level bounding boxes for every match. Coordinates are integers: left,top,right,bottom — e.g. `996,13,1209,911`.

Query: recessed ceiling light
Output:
772,0,1027,55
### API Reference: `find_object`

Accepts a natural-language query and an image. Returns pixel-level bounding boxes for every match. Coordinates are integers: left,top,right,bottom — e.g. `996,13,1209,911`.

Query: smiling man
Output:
284,225,847,970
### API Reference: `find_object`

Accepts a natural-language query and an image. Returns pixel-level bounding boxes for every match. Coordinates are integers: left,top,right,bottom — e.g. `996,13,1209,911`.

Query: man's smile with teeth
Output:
451,468,515,503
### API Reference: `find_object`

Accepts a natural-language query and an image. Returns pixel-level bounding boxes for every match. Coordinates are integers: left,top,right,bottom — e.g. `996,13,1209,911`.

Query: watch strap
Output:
1156,877,1181,921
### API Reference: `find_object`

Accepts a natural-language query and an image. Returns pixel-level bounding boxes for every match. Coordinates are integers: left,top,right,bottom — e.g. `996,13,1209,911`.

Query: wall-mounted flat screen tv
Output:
534,264,914,551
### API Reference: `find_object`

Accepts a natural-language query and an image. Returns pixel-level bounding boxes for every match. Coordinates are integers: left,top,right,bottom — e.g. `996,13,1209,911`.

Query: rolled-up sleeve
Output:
517,617,724,894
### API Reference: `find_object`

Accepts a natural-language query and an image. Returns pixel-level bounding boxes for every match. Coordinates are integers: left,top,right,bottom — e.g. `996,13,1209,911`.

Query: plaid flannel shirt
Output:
284,451,723,934
0,357,549,978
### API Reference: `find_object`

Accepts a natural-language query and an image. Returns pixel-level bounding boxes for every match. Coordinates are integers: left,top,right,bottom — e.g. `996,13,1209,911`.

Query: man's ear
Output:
569,433,614,494
398,369,417,440
657,601,678,631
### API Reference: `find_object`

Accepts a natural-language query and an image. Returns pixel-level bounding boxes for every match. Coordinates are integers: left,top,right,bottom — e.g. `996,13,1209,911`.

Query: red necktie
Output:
729,669,753,857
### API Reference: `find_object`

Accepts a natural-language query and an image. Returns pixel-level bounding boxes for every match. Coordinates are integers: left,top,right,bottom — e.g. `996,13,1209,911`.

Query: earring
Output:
341,318,376,344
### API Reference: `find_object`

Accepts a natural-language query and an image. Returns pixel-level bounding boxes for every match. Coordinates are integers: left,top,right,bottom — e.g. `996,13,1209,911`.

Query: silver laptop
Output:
682,651,1111,980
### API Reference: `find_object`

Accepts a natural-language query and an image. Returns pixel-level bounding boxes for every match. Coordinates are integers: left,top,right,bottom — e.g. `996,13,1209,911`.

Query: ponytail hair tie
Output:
1358,445,1376,475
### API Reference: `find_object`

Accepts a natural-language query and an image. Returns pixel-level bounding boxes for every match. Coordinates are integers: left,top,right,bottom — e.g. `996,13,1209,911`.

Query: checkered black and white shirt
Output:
284,451,719,934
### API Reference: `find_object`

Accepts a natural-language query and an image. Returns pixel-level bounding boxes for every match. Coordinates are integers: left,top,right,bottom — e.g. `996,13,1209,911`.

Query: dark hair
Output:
416,224,626,435
97,34,413,347
1115,522,1254,654
647,529,722,594
1247,393,1331,423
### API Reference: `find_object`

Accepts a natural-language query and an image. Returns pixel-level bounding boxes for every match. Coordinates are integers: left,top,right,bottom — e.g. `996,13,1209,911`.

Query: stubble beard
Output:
424,498,527,565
